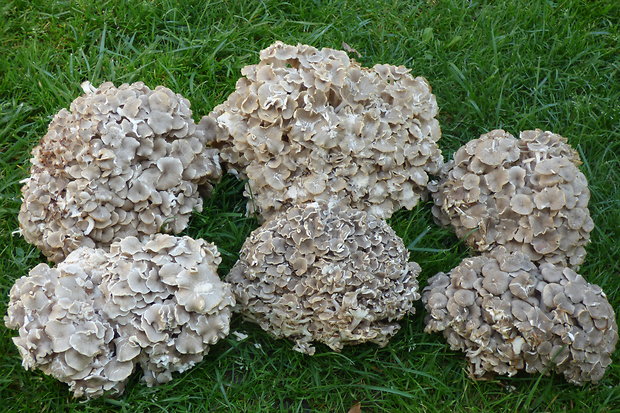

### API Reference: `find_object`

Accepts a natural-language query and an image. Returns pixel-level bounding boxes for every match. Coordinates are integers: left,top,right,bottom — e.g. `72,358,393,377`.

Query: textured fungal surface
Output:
101,234,235,387
422,247,617,384
212,41,442,220
227,201,421,355
18,81,222,263
431,129,592,267
4,234,234,398
4,248,130,398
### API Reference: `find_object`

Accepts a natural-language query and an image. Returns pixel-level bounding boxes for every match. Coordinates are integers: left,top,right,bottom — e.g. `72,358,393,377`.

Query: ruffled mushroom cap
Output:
212,41,442,221
422,247,617,385
431,129,592,268
4,234,235,398
101,234,235,386
18,81,222,263
4,248,130,398
226,201,421,355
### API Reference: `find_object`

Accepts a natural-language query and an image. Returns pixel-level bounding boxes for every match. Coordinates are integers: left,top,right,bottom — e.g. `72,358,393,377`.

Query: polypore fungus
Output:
212,41,442,220
227,201,421,355
431,129,592,267
18,81,222,263
5,234,234,398
422,247,617,385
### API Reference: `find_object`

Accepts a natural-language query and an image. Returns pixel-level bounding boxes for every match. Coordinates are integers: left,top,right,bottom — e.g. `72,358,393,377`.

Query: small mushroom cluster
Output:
431,129,592,268
212,41,442,221
5,234,234,398
422,247,617,384
227,201,420,355
18,81,222,263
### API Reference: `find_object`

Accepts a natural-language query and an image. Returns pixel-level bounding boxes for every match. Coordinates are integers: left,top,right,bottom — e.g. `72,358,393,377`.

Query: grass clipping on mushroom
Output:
18,81,222,263
431,129,592,268
227,201,421,355
4,234,234,399
422,247,617,384
212,41,442,221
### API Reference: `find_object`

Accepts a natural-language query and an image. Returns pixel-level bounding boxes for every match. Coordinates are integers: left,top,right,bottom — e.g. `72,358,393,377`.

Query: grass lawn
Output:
1,0,618,411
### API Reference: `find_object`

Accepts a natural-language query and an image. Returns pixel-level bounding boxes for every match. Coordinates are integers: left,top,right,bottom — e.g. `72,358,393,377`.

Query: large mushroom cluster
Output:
4,42,617,400
423,247,617,384
5,234,234,398
212,41,442,221
18,81,221,263
228,201,420,355
431,129,592,268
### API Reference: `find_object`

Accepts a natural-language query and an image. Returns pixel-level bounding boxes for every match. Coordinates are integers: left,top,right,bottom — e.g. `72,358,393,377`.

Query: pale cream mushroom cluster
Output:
18,81,222,263
431,129,592,268
212,41,442,221
422,247,617,384
227,201,421,355
4,234,234,398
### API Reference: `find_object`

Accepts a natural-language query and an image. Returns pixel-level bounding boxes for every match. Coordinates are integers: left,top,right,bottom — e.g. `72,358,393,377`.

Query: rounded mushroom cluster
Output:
18,81,222,263
227,201,421,355
431,129,592,268
4,234,234,398
212,41,442,221
422,247,617,384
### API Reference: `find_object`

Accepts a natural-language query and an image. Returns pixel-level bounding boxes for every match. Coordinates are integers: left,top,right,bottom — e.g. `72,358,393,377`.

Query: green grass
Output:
1,0,619,411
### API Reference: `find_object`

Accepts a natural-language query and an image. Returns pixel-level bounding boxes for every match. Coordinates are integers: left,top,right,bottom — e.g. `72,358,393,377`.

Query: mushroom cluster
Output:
227,201,421,355
422,247,617,384
212,41,442,220
18,81,222,263
4,234,234,398
431,129,592,268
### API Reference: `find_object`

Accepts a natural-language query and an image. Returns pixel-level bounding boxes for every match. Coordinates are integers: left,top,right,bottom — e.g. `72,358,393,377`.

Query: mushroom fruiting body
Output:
431,129,592,268
227,201,421,355
18,81,222,263
212,41,442,221
4,234,234,398
422,247,617,384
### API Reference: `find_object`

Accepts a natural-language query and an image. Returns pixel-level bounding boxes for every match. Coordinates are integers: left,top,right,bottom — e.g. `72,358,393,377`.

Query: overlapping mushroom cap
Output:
101,234,235,386
4,234,235,398
212,41,442,220
4,248,132,398
431,129,592,267
227,201,421,355
422,247,617,384
18,81,222,263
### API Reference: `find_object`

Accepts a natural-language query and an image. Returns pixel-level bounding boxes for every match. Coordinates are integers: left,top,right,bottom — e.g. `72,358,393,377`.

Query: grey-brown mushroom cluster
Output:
18,81,222,263
212,41,442,221
227,201,421,354
422,247,617,384
4,234,234,398
431,129,592,268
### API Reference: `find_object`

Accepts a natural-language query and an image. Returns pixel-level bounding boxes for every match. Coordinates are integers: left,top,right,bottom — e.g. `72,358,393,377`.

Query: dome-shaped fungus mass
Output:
422,247,617,385
212,41,443,221
18,81,222,263
431,129,592,268
4,234,234,398
226,201,421,355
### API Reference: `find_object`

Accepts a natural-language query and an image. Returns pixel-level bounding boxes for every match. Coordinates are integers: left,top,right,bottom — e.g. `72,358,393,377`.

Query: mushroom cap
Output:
422,247,618,385
4,234,235,398
212,41,443,221
18,81,222,263
431,129,592,268
226,200,421,354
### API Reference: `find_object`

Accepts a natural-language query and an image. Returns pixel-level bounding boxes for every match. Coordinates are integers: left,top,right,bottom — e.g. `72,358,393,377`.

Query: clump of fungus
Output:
212,41,442,221
226,201,421,355
18,81,222,263
4,234,234,398
431,129,592,267
422,247,617,384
